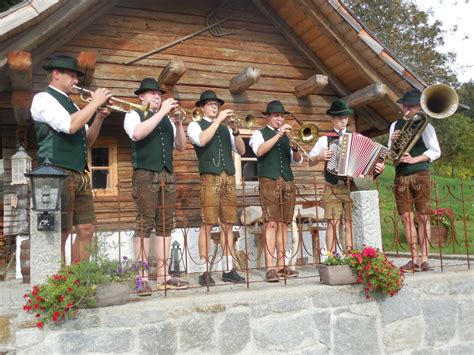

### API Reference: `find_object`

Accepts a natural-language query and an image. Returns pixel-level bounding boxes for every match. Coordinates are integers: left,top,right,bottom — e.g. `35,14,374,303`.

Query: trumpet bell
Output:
242,114,255,128
421,83,459,119
191,107,204,122
299,123,319,144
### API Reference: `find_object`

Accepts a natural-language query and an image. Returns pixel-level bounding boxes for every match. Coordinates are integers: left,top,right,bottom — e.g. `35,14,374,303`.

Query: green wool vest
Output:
394,119,430,176
130,110,174,173
34,87,87,172
257,127,294,181
324,131,349,185
193,120,235,175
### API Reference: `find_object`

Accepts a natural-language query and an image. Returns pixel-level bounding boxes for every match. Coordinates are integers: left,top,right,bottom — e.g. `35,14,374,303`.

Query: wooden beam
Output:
7,51,32,90
77,51,96,86
229,67,261,94
294,74,328,98
157,59,186,90
343,83,386,107
11,90,32,126
251,0,389,131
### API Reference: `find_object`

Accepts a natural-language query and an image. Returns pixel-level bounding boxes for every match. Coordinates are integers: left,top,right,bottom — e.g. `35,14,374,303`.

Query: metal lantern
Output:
169,240,185,276
25,157,67,231
11,145,32,185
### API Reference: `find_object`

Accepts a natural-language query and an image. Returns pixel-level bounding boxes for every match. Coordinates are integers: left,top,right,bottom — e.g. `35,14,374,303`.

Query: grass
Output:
376,164,474,255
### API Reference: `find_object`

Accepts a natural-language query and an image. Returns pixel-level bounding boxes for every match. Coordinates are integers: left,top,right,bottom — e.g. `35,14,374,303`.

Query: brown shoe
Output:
157,277,190,290
420,262,434,272
135,281,153,297
265,269,279,283
400,261,420,273
278,267,299,278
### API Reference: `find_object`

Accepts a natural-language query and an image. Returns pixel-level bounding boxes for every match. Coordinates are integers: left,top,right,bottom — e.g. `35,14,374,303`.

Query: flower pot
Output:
430,226,448,247
94,282,130,307
318,264,358,285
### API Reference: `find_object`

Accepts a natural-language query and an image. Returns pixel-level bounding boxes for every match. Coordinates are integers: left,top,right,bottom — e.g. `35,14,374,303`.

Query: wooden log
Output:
7,51,32,91
229,67,261,94
77,51,97,86
294,74,328,97
157,59,186,90
11,90,33,127
343,83,386,107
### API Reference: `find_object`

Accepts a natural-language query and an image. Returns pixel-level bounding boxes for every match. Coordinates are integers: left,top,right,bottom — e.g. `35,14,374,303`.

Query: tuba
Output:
389,84,458,161
72,86,150,114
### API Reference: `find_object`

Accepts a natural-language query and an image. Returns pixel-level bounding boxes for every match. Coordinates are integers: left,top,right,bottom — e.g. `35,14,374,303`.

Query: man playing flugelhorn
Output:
31,54,112,263
187,90,246,286
124,78,189,294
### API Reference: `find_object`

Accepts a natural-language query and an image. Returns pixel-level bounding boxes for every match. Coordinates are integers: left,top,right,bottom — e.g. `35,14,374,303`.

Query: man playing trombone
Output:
31,54,112,263
187,90,246,286
124,78,189,294
249,100,302,282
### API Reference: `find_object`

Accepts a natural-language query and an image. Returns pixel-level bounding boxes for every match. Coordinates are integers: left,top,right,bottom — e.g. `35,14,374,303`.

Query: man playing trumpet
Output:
249,100,302,282
31,54,112,263
187,90,246,286
124,78,189,294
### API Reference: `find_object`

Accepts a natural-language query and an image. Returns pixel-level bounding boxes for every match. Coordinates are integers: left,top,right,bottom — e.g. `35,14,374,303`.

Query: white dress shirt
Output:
123,110,177,145
308,128,347,159
30,86,86,133
249,125,303,165
187,117,236,151
388,121,441,161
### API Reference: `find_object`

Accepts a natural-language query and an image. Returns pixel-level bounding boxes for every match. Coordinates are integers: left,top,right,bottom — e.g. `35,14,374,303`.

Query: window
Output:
88,137,118,196
234,136,258,188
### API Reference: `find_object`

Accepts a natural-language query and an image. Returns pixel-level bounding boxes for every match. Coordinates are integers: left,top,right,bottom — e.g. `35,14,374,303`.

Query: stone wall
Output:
1,269,473,354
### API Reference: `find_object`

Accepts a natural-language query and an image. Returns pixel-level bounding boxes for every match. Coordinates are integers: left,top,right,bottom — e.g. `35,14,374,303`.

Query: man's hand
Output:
91,88,112,107
320,148,333,161
278,123,292,137
95,106,111,120
398,152,416,164
391,130,401,143
374,161,385,174
159,98,178,116
216,109,233,124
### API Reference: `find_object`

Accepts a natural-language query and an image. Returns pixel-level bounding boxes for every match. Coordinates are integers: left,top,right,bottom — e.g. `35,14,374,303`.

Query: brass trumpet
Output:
224,113,255,129
72,85,150,114
169,107,204,122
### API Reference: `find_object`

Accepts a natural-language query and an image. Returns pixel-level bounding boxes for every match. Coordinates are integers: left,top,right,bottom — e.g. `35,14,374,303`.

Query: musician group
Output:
30,54,440,293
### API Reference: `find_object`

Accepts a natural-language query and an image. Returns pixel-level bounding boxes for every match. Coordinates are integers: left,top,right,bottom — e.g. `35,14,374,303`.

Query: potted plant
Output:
349,246,404,299
318,252,358,285
430,207,455,246
23,256,147,328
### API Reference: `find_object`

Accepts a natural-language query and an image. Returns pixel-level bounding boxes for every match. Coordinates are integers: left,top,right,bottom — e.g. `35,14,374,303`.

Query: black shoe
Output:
222,268,245,283
199,272,216,287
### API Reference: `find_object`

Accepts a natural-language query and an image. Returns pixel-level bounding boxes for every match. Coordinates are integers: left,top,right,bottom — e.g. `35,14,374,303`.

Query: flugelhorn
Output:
72,86,150,114
169,107,204,122
224,113,255,129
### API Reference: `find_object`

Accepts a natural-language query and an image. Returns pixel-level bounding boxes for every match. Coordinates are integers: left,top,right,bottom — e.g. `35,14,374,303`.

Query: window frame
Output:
87,137,118,197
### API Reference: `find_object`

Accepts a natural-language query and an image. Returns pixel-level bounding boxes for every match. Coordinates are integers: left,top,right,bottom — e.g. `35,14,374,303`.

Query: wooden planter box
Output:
318,264,358,285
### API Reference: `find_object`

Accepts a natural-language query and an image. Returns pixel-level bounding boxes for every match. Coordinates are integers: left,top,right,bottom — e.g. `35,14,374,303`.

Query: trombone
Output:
284,113,320,162
72,85,150,114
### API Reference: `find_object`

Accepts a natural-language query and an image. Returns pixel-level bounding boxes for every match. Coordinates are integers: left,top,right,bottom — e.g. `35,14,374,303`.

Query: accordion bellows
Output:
327,133,389,178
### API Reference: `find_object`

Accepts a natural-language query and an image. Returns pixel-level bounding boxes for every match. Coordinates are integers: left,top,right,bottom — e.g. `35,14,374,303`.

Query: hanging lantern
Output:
11,145,32,185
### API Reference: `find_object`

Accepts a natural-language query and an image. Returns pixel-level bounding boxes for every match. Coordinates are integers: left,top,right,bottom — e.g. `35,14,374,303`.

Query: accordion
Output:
327,133,389,178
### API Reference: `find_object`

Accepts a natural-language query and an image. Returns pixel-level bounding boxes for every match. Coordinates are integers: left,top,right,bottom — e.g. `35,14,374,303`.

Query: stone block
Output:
450,278,474,295
139,323,177,354
312,310,331,348
458,299,474,341
312,288,366,308
0,316,14,345
350,190,382,250
61,315,101,330
252,297,308,318
100,309,166,327
333,313,381,354
218,313,250,354
382,316,423,352
421,299,457,346
254,313,314,351
379,287,421,324
178,314,215,352
59,328,132,353
14,328,44,348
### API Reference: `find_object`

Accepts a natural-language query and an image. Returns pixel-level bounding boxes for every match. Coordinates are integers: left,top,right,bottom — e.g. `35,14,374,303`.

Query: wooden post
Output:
343,83,387,107
229,67,261,94
11,91,33,127
294,74,328,98
158,59,186,89
8,51,32,90
77,52,97,86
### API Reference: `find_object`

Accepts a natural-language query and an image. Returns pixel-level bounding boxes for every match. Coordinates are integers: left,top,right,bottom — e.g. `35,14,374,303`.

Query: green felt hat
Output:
195,90,225,107
134,78,166,95
42,54,84,77
397,89,421,106
262,100,290,115
326,100,354,116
